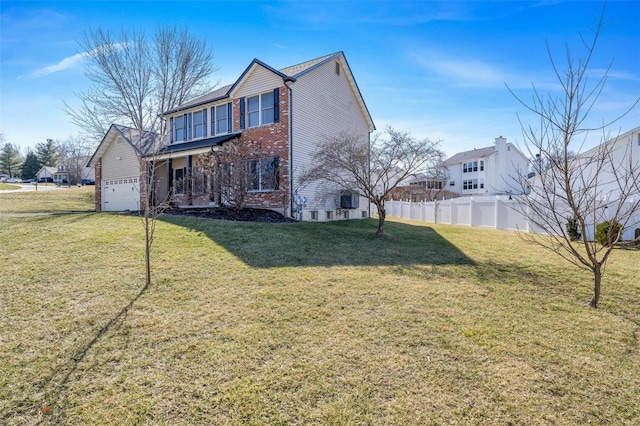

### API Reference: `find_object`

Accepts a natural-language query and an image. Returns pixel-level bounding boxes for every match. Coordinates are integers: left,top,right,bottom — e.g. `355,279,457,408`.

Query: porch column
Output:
186,155,192,205
166,159,173,202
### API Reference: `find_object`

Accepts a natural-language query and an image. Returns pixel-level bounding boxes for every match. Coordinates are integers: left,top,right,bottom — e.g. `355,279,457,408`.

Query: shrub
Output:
595,220,623,246
566,216,582,241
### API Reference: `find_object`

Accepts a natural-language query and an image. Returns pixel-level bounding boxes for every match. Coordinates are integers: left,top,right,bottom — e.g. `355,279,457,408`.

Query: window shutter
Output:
239,98,245,129
227,103,232,133
203,109,207,137
210,107,215,135
169,117,174,144
272,156,280,189
187,113,192,140
273,88,280,123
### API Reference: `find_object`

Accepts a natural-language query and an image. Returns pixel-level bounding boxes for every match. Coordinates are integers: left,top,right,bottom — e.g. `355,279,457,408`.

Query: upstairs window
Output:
174,115,185,142
216,104,230,134
193,110,204,139
480,160,484,171
171,109,207,143
247,92,275,127
241,89,279,129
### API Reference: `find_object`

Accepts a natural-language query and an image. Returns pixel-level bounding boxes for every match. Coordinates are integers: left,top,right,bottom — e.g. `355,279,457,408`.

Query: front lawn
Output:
1,213,638,425
0,185,94,213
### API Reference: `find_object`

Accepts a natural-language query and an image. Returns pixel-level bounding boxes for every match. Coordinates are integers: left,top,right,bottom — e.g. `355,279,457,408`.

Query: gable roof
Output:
87,124,160,167
161,52,375,131
442,146,496,166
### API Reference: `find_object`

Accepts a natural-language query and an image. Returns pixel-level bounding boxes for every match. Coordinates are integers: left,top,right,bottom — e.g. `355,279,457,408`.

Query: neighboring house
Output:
529,125,640,240
88,51,375,219
442,136,529,196
36,166,68,183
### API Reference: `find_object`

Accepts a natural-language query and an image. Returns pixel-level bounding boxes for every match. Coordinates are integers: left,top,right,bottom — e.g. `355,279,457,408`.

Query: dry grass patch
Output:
0,185,94,213
1,213,638,425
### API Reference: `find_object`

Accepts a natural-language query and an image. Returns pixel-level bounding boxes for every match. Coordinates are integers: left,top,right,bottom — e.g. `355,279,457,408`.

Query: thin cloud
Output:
26,52,87,78
22,42,130,80
409,50,560,91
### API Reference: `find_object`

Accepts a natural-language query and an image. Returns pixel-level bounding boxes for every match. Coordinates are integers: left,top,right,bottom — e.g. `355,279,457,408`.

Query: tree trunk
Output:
590,265,602,308
376,206,386,236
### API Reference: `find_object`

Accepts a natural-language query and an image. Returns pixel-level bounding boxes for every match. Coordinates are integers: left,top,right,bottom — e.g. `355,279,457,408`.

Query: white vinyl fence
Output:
383,196,531,231
380,196,640,240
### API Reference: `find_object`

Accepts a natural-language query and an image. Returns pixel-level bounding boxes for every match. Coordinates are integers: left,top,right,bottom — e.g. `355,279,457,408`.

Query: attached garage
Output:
102,176,140,211
87,124,157,212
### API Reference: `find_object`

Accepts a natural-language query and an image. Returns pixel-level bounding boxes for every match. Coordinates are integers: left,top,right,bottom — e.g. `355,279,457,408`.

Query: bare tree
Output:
67,25,216,141
58,135,94,185
508,7,640,308
301,126,444,236
197,139,280,210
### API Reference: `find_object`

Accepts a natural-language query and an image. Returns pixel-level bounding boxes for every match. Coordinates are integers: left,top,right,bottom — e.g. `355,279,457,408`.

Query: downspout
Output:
284,77,296,218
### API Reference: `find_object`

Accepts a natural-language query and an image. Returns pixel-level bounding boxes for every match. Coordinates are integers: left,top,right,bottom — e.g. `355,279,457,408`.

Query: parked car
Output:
38,177,53,183
6,177,22,183
22,179,37,184
81,178,95,185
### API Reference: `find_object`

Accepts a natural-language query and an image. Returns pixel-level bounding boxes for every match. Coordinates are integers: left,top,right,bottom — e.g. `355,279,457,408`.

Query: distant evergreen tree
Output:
21,151,40,180
0,142,23,177
36,139,60,167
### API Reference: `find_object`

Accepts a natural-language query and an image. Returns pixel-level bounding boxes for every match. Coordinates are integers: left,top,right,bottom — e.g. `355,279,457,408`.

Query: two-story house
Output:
442,136,529,196
88,52,375,219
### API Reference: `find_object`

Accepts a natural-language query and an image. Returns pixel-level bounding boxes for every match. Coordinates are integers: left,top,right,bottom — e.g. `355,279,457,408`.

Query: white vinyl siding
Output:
291,57,371,214
101,136,141,211
233,65,283,99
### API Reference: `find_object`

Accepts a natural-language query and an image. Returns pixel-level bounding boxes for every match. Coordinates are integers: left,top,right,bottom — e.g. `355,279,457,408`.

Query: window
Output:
335,61,340,75
480,160,484,171
247,156,279,191
171,109,207,142
463,163,468,173
473,161,478,172
174,168,186,194
193,110,204,139
343,210,349,219
246,91,276,127
247,96,260,127
192,167,205,195
174,115,185,142
361,211,368,218
310,211,318,221
326,211,333,220
463,179,478,190
479,179,485,189
215,104,230,134
449,180,455,186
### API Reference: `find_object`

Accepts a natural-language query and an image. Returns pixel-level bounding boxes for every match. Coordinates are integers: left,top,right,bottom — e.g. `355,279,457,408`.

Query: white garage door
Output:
102,177,140,211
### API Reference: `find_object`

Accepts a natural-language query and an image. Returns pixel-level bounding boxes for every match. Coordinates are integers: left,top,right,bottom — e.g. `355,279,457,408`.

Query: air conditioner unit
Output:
335,190,360,209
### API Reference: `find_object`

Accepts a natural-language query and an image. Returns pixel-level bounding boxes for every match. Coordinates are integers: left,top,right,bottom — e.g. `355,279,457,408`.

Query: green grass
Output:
1,211,638,425
0,185,95,213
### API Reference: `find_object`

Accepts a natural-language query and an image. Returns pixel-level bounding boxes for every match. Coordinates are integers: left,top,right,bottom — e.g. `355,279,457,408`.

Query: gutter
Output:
284,76,296,218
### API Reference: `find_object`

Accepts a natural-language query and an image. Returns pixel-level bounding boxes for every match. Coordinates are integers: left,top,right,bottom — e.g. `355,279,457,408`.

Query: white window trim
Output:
247,92,275,128
215,103,231,135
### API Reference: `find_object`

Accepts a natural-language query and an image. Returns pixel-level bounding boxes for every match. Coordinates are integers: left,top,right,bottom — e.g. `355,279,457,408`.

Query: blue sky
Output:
1,0,638,157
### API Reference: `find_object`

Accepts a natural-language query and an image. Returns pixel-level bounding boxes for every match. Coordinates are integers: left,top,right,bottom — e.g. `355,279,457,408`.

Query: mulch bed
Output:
163,207,298,223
